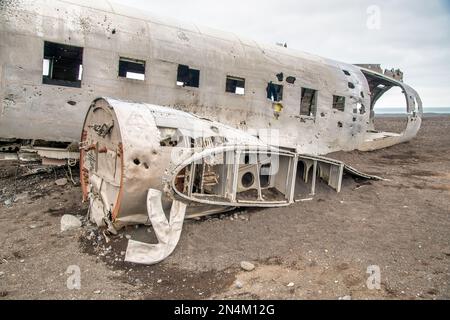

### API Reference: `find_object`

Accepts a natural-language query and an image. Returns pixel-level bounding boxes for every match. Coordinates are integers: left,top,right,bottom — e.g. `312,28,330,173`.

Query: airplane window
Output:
332,95,346,111
226,76,245,95
118,57,145,81
266,81,283,102
286,76,296,84
300,88,317,117
42,41,83,88
177,64,200,88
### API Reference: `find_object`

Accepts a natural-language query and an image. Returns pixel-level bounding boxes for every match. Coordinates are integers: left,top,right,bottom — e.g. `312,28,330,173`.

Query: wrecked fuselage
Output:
1,0,422,163
1,0,424,264
81,97,382,264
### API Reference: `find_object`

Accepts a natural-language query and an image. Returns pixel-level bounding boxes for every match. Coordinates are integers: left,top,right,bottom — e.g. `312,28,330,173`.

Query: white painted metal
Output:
0,0,422,156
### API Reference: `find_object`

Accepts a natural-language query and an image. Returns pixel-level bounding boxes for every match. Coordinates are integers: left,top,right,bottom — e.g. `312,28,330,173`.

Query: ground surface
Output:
0,116,449,300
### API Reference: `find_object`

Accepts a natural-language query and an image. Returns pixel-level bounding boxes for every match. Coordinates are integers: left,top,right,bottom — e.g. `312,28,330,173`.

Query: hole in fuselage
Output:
133,158,140,165
241,172,254,188
373,86,409,134
259,164,271,188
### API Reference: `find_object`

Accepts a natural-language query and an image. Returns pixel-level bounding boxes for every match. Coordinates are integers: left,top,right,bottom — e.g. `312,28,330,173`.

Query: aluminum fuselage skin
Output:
0,0,422,156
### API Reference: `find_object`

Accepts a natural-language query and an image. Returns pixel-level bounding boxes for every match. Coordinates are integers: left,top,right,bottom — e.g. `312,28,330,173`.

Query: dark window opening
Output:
286,76,296,84
177,64,200,88
118,57,145,80
43,41,83,88
276,72,284,82
226,76,245,95
348,82,355,89
343,70,351,76
300,87,317,117
332,95,346,111
266,81,283,102
260,163,271,188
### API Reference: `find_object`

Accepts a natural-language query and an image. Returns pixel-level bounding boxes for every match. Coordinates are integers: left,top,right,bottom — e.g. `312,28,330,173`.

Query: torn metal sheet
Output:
125,189,187,265
81,98,381,229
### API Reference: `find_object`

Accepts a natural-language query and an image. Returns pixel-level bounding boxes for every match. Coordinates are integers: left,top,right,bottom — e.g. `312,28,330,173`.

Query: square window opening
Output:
332,95,346,112
266,82,283,102
119,57,146,81
177,64,200,88
300,87,317,117
226,76,245,95
42,41,83,88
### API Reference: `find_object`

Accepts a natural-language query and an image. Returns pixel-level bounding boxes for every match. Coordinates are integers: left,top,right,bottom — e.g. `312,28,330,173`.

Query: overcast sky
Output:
112,0,450,108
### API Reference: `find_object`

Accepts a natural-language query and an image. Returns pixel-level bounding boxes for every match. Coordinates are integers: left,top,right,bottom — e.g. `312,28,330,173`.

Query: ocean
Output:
375,107,450,114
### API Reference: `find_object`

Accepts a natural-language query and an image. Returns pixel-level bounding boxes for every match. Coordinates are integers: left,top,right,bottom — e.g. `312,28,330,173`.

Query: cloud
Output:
112,0,450,107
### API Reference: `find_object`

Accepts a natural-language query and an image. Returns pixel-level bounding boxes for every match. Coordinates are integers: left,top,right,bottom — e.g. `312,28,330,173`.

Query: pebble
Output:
4,199,12,206
93,290,101,294
29,224,37,229
339,295,352,300
55,178,68,186
125,234,131,240
60,214,82,232
157,279,162,284
240,261,255,271
287,282,295,287
235,280,243,289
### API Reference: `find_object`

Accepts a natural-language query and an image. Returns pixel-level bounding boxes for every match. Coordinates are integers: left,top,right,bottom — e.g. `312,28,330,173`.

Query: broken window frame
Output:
300,87,318,117
225,75,245,95
354,102,366,115
118,57,146,81
42,41,83,88
266,82,283,102
177,64,200,88
332,95,346,112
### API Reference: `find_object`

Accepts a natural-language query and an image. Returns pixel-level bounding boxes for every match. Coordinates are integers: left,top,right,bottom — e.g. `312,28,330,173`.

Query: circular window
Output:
241,172,254,188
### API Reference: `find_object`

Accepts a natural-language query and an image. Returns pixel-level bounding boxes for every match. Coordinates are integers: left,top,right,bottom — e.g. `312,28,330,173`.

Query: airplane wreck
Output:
0,0,422,264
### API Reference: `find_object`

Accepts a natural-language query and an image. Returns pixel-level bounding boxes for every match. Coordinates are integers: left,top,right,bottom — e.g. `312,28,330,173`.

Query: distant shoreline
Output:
376,113,450,118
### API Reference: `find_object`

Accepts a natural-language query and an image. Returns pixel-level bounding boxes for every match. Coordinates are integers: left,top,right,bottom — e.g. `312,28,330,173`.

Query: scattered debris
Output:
240,261,255,271
60,214,82,232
